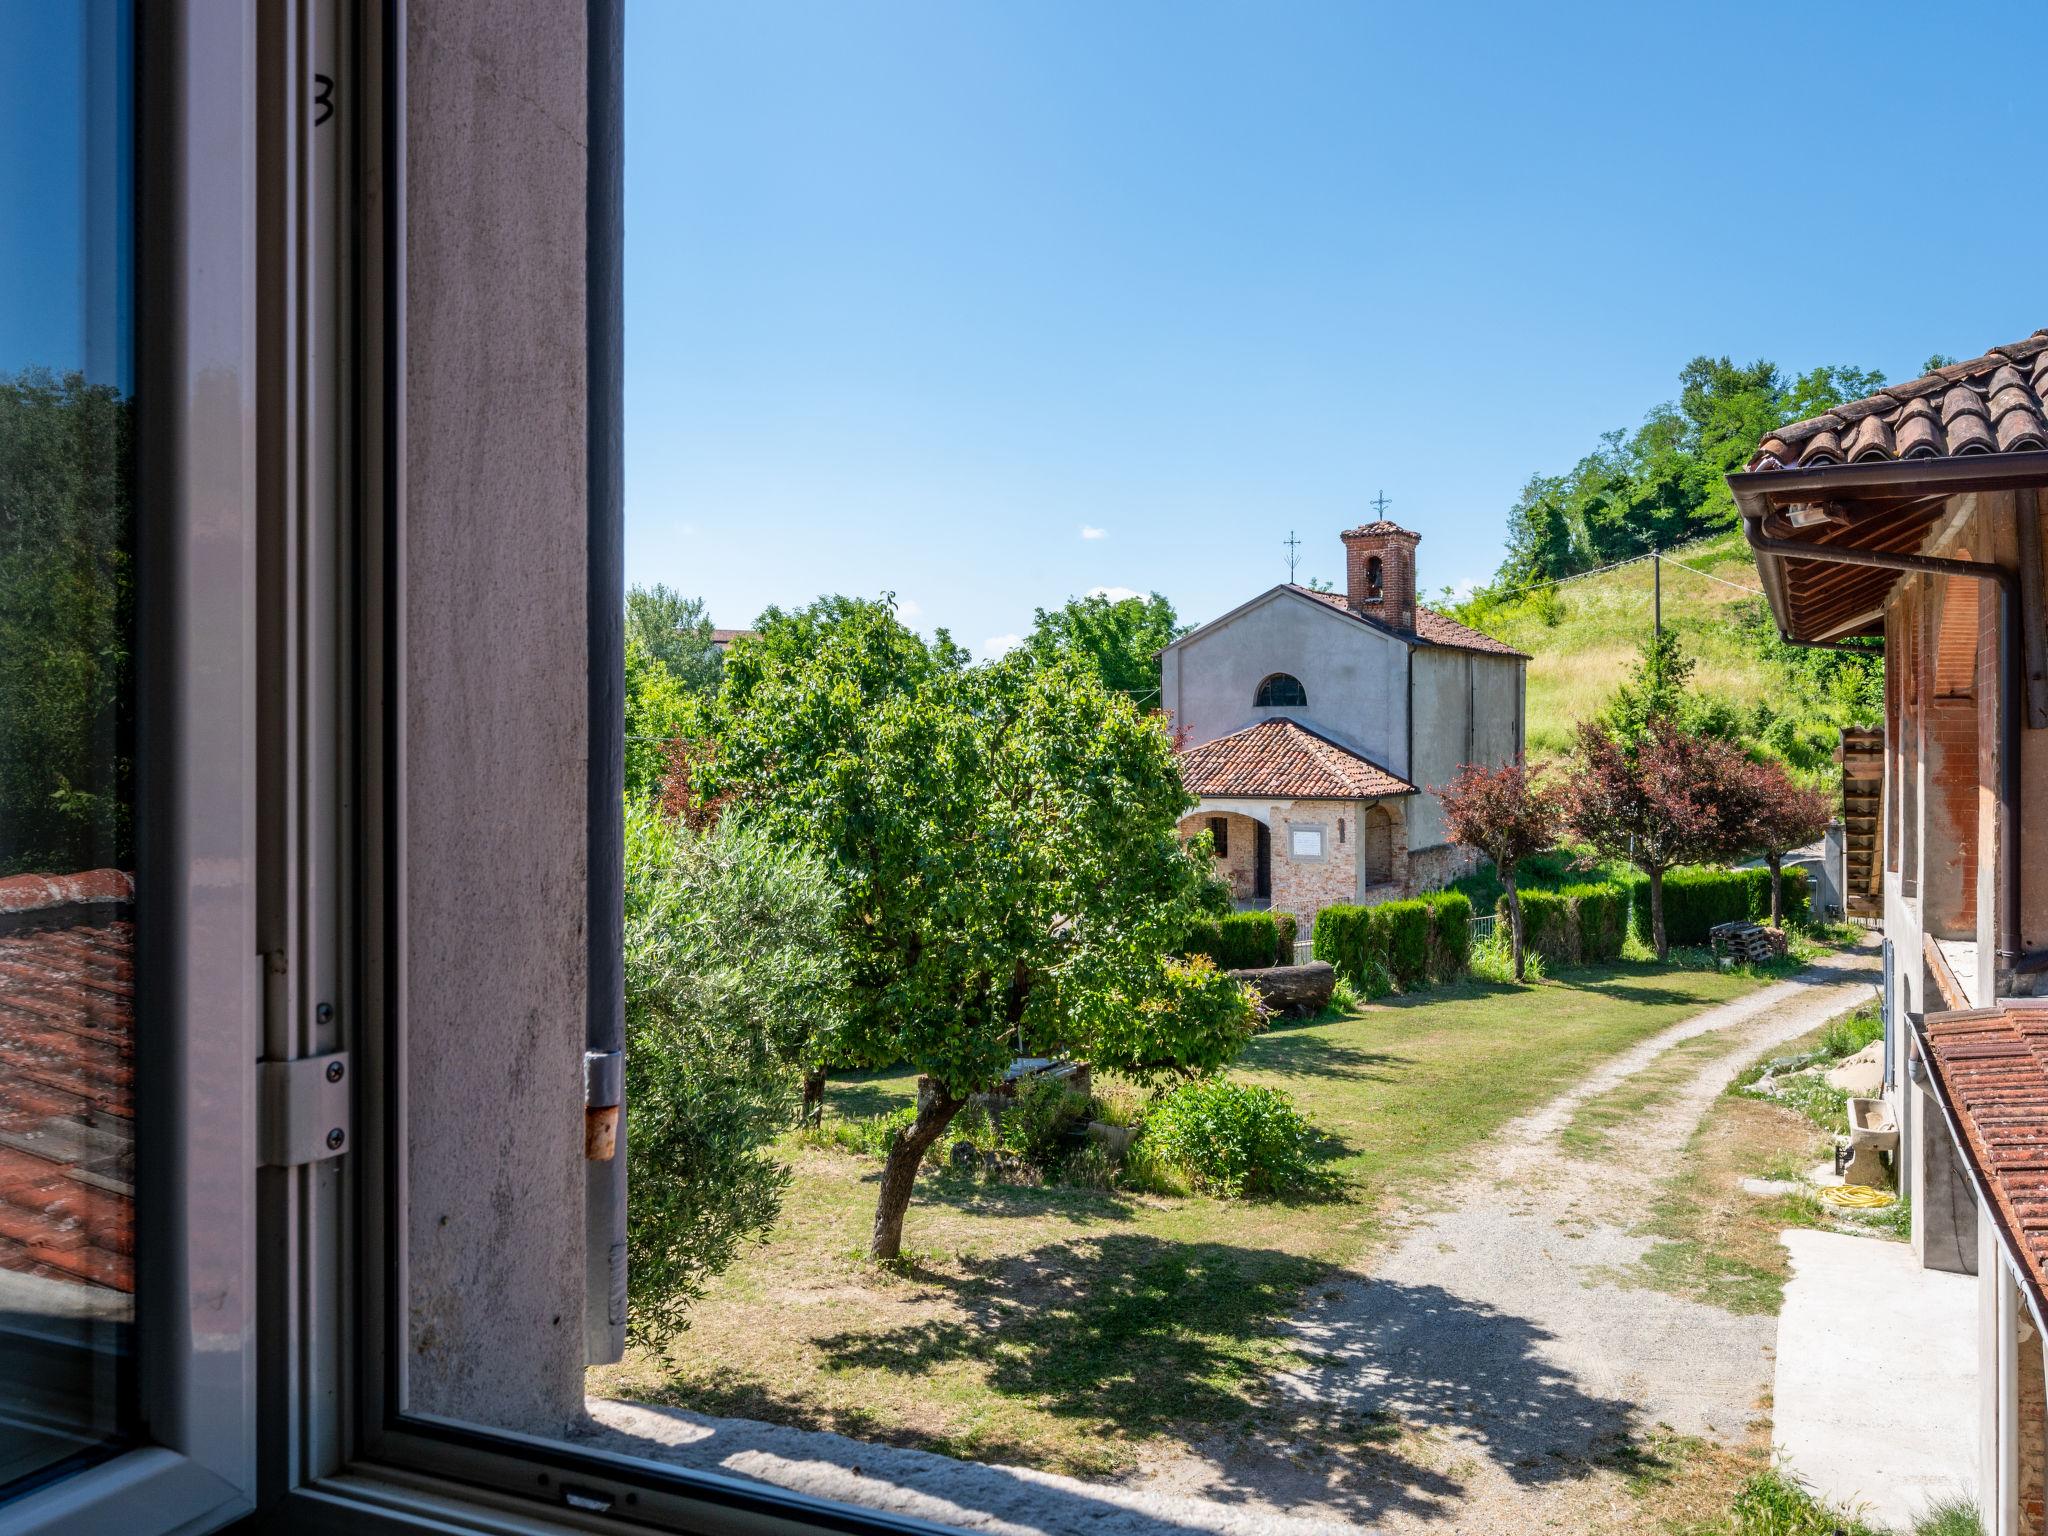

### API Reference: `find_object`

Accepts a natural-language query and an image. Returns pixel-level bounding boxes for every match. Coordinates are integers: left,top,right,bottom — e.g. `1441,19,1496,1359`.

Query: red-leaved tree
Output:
1438,760,1563,983
1720,757,1832,927
1566,719,1751,960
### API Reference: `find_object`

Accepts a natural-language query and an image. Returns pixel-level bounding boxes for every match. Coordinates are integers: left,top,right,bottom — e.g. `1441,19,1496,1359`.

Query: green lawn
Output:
591,962,1773,1476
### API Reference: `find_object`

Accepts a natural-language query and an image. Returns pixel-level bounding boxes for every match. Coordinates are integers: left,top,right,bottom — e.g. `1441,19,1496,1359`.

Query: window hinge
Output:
259,1052,351,1167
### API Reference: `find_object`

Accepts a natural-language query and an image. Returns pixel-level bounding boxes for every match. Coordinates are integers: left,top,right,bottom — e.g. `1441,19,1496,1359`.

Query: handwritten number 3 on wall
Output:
314,74,335,127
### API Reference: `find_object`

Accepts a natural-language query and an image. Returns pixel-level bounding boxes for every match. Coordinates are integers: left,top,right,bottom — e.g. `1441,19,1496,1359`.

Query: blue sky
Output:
624,1,2048,658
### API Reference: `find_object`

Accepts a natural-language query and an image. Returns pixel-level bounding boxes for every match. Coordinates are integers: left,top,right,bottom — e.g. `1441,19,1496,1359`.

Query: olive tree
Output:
622,801,846,1346
708,597,1250,1259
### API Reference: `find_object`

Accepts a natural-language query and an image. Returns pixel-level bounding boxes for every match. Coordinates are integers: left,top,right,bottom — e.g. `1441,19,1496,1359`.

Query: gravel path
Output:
587,944,1880,1535
1128,941,1882,1533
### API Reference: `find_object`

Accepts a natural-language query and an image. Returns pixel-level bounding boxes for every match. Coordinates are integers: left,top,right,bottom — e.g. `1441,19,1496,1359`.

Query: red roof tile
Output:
0,872,133,1301
1750,329,2048,471
1179,719,1415,800
1291,585,1528,658
1920,1000,2048,1314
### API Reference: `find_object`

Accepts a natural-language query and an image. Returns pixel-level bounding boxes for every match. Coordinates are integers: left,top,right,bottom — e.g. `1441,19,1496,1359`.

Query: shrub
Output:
1564,883,1626,963
1662,867,1757,946
1423,890,1472,979
1379,899,1432,988
1273,910,1299,961
1002,1075,1089,1166
623,803,848,1348
1086,955,1262,1085
1818,1002,1883,1061
1507,888,1580,967
1470,924,1544,983
1740,865,1811,926
1184,911,1280,969
1313,903,1370,985
1143,1077,1322,1197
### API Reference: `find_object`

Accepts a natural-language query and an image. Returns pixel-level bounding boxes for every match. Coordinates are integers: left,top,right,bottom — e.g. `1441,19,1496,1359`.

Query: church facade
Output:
1162,521,1528,928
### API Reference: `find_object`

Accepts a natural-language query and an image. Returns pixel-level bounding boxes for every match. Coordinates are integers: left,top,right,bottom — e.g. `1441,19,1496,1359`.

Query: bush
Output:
1379,899,1432,988
1423,890,1472,979
1469,924,1544,983
624,804,848,1347
1818,1002,1883,1061
1564,883,1626,963
1143,1077,1322,1197
1741,865,1811,925
1086,955,1261,1085
1184,910,1281,969
1002,1075,1089,1166
1274,910,1299,961
1506,888,1580,967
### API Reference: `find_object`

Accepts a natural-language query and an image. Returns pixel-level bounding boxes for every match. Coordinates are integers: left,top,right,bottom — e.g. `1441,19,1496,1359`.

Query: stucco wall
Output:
403,0,591,1434
1408,648,1524,850
1163,590,1409,773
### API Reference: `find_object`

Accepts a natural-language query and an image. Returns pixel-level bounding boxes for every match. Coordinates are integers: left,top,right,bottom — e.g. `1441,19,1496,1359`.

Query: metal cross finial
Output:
1284,529,1301,581
1370,489,1392,519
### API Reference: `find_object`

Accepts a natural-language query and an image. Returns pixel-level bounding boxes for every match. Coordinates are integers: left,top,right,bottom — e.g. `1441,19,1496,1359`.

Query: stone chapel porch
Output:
1180,795,1410,931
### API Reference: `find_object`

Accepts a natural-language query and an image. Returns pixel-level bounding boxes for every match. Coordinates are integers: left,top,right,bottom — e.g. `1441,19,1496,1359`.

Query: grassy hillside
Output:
1452,528,1865,779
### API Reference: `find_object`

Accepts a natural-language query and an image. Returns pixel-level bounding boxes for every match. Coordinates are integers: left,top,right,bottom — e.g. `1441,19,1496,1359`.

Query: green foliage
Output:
1314,897,1466,994
1491,354,1885,589
626,583,725,695
1001,1075,1089,1166
1509,888,1580,967
1085,956,1261,1087
1273,910,1298,959
1422,890,1471,979
0,370,132,875
1620,866,1807,948
1142,1077,1322,1198
622,803,849,1347
1018,589,1181,703
625,630,704,801
1705,1466,1884,1536
1183,911,1280,969
1469,925,1544,983
1563,883,1626,962
1742,865,1810,925
1818,1002,1883,1060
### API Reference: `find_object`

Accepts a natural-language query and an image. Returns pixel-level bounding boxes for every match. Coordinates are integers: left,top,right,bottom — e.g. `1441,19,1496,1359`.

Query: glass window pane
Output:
0,0,137,1499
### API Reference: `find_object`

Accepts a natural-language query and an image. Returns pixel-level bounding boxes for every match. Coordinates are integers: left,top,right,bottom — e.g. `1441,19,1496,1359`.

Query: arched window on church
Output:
1366,555,1384,601
1363,805,1394,884
1254,673,1307,707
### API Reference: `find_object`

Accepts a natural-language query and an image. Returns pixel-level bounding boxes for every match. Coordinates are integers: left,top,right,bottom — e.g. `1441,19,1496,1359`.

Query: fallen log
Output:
1227,960,1335,1018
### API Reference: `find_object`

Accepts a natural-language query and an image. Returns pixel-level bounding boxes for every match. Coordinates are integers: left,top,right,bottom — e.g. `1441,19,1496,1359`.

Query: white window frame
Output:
3,4,267,1531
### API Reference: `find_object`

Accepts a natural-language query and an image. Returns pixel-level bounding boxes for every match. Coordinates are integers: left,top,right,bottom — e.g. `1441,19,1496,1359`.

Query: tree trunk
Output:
1505,876,1526,983
1766,852,1783,928
800,1065,827,1127
1649,865,1668,961
1226,961,1335,1016
869,1086,964,1261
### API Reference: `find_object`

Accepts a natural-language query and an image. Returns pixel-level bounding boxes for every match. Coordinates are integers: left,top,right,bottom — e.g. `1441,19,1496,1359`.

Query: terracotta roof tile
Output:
1290,585,1528,658
1747,328,2048,470
1921,1001,2048,1315
0,872,133,1301
1178,718,1415,800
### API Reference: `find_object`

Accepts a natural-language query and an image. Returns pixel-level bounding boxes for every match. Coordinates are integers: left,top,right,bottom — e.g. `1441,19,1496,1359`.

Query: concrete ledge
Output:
1774,1228,1975,1529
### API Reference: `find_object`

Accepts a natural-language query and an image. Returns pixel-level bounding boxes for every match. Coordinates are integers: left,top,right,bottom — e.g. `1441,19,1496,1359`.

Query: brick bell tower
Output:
1340,519,1421,632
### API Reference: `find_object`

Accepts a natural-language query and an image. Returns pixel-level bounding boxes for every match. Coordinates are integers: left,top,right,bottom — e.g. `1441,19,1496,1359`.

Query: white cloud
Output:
1445,577,1479,603
1088,585,1141,602
1079,524,1109,540
895,596,923,620
981,633,1023,659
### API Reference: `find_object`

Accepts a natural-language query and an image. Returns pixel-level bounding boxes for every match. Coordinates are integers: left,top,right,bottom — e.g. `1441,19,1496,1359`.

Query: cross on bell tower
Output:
1370,489,1392,519
1284,529,1301,581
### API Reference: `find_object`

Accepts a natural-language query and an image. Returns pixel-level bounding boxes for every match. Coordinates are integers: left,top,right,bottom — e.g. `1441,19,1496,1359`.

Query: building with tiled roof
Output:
1161,522,1528,926
1728,326,2048,1531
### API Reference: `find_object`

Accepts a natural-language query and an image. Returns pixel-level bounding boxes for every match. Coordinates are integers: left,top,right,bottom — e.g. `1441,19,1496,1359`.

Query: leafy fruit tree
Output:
627,583,726,695
1566,719,1751,959
1721,755,1832,926
707,596,1254,1259
622,801,847,1346
624,630,702,800
1019,590,1181,704
1437,760,1562,982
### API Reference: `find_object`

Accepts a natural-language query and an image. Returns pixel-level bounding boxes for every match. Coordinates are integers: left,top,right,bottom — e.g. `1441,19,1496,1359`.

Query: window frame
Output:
3,3,267,1531
1253,672,1308,708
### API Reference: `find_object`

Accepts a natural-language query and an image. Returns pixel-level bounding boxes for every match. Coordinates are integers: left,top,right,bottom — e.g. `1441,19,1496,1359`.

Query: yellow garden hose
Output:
1820,1183,1895,1209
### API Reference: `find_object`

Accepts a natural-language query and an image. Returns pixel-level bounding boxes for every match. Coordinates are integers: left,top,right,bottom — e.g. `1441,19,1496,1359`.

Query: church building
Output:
1162,520,1529,926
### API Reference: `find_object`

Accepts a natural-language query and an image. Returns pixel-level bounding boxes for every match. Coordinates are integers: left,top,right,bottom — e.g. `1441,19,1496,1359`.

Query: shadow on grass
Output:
824,1068,918,1121
1240,1030,1412,1083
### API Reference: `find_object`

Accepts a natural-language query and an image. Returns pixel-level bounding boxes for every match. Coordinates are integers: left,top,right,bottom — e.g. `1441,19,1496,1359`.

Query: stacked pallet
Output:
1709,921,1790,965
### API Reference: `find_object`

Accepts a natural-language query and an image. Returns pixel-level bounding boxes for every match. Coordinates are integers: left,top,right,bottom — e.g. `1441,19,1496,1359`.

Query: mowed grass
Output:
1461,529,1790,762
590,963,1773,1477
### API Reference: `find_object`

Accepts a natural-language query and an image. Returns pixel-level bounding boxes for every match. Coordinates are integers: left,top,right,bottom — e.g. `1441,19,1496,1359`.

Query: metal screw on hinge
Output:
316,1002,334,1024
326,1127,346,1151
325,1059,345,1084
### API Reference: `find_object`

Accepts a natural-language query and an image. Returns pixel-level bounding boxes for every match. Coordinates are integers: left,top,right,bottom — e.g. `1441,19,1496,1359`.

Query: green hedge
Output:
1510,888,1580,967
1185,911,1282,970
1274,911,1298,959
1424,890,1472,980
1564,883,1626,962
1623,865,1813,947
1313,895,1468,994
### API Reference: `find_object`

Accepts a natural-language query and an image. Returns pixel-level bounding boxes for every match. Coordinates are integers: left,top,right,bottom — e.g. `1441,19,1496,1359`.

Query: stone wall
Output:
1407,842,1481,894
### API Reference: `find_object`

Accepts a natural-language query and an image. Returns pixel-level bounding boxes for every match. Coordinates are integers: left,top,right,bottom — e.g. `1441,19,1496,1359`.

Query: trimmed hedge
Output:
1185,911,1282,970
1312,894,1468,994
1274,911,1299,959
1512,888,1580,967
1564,883,1626,963
1424,890,1472,980
1495,881,1628,968
1624,865,1813,947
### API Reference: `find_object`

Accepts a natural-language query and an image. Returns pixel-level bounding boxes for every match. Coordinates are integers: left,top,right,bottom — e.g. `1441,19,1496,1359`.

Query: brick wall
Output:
1271,803,1356,929
1341,526,1421,632
1181,810,1260,901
